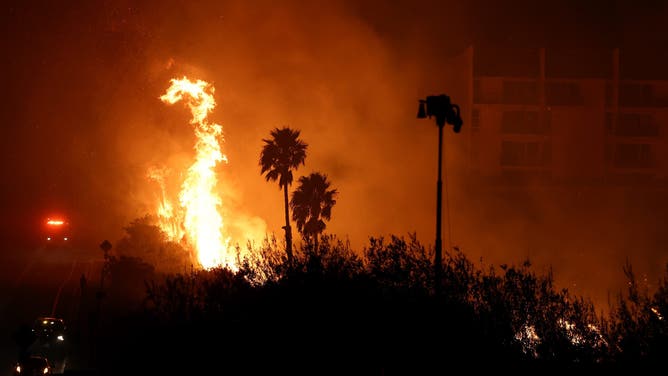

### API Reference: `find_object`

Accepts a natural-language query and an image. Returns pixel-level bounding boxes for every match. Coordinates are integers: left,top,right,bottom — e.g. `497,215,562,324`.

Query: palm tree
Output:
259,127,308,262
290,172,338,251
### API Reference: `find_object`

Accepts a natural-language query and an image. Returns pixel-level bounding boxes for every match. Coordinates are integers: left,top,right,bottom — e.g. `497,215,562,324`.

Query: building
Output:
461,46,668,187
438,46,668,309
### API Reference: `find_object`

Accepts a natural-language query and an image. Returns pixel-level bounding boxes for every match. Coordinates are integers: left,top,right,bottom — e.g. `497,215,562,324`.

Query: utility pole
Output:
417,94,462,294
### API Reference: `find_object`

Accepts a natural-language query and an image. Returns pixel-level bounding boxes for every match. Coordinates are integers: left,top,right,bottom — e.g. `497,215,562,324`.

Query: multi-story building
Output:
460,46,668,187
442,46,668,309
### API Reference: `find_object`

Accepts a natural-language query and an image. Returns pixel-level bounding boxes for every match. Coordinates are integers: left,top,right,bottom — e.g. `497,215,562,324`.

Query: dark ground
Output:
0,239,103,375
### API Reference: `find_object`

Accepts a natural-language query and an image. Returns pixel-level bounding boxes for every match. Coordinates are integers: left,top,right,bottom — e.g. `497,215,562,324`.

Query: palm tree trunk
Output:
283,184,293,262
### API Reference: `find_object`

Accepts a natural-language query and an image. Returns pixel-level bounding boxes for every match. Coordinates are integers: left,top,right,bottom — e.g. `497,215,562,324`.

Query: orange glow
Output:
158,76,233,270
46,219,65,226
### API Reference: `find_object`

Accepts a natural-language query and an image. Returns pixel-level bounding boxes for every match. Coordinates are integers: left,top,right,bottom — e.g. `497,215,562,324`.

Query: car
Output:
29,318,68,374
13,355,52,375
31,317,66,342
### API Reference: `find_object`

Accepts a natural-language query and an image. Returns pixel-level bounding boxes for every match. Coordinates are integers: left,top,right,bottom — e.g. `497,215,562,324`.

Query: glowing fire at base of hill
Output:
152,76,234,270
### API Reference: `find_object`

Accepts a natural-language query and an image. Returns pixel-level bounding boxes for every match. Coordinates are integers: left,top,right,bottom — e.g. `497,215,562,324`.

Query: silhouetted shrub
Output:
606,261,668,368
106,255,155,312
364,233,432,292
89,232,668,374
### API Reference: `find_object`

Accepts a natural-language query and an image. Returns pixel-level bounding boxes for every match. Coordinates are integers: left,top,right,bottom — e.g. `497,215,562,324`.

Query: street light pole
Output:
417,94,462,295
435,120,444,294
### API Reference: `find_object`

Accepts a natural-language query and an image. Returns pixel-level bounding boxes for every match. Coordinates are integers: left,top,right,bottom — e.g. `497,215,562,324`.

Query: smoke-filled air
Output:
3,0,668,314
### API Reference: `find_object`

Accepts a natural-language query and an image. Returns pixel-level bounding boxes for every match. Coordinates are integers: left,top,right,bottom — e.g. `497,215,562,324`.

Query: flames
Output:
155,76,233,270
147,166,184,242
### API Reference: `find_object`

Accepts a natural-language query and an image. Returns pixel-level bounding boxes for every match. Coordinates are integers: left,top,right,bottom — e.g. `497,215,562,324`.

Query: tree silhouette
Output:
115,215,191,273
259,127,308,263
290,172,338,251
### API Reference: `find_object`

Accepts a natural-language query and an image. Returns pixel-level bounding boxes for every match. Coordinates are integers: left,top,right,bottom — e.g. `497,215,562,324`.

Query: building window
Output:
613,143,655,168
546,82,583,105
501,111,548,134
500,141,551,167
471,109,480,131
617,113,659,137
501,169,551,184
502,80,538,104
620,83,653,107
605,113,658,137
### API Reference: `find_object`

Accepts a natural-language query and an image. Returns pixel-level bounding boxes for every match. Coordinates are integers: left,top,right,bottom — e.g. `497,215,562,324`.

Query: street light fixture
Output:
417,94,463,294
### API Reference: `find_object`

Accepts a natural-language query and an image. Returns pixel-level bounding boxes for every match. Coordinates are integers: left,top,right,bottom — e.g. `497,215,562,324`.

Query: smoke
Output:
3,0,668,311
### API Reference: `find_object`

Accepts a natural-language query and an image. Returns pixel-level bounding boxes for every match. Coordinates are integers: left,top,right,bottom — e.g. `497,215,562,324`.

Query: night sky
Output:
1,0,667,310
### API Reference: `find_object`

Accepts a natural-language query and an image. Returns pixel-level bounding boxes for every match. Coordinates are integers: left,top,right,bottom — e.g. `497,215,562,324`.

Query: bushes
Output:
606,261,668,366
93,233,668,373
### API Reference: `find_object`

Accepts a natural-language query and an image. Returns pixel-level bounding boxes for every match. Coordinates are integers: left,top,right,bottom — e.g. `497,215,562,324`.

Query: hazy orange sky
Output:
2,0,667,311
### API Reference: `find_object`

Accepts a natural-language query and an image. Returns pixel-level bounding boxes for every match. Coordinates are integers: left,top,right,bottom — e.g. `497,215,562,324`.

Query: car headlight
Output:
15,365,21,373
57,335,64,341
43,367,49,374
